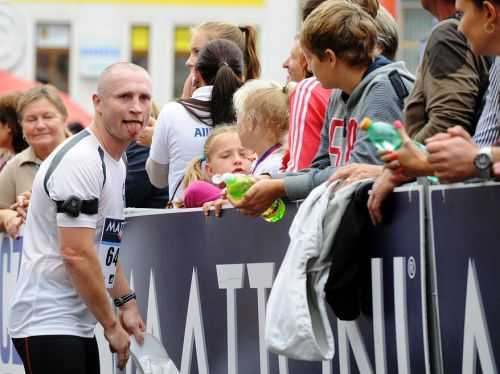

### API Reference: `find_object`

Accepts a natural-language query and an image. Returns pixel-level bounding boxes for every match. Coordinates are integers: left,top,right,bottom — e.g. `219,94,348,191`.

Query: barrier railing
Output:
0,182,498,374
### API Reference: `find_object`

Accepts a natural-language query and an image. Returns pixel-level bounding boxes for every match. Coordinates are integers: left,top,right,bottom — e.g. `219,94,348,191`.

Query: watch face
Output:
474,153,492,171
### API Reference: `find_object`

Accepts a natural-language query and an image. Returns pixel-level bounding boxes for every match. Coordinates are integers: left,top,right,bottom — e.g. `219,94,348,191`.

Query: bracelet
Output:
113,291,136,307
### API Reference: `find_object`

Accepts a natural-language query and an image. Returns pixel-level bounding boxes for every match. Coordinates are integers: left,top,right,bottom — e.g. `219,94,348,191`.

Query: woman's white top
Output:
149,86,213,201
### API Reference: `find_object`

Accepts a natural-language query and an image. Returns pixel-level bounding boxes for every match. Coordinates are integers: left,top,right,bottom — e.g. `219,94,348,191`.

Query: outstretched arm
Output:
59,227,131,370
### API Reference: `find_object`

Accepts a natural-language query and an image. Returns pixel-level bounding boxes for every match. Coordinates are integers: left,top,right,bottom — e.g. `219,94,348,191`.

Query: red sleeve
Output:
287,78,331,172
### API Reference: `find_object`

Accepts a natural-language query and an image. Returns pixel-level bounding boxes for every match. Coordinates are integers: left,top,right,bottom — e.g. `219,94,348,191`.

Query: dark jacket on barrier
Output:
324,182,373,321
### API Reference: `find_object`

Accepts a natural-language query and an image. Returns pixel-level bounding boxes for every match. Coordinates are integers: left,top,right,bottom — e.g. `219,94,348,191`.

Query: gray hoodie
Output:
284,60,415,201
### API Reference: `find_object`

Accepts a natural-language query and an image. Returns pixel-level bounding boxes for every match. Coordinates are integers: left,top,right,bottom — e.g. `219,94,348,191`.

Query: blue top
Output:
125,141,169,208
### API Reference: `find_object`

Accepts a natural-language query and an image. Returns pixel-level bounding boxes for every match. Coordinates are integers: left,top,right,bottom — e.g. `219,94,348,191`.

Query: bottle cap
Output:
359,117,372,130
212,173,233,185
394,120,403,129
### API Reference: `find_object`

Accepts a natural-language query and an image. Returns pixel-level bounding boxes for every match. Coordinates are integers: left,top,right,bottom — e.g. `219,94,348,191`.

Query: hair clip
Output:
219,61,229,68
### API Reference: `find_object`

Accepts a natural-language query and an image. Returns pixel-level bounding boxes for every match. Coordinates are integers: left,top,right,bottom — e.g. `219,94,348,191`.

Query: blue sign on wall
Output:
430,184,500,374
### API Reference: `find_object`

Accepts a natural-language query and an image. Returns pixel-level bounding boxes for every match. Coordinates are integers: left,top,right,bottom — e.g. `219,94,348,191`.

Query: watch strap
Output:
474,146,493,179
113,291,136,307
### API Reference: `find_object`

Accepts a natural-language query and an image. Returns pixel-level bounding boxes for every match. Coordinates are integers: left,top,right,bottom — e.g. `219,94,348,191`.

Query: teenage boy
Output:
231,0,414,216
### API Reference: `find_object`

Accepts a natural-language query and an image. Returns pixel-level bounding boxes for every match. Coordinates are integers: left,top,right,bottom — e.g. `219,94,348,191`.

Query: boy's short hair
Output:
300,0,377,68
301,0,379,21
374,6,399,60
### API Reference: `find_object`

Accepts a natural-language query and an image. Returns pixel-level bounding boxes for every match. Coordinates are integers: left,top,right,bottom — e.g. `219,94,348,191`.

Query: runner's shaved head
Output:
97,62,151,96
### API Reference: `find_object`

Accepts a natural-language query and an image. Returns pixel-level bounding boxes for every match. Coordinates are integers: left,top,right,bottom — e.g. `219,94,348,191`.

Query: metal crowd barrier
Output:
0,182,498,374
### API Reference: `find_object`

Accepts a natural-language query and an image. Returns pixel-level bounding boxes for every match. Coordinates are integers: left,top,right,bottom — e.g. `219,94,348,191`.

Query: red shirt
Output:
284,77,331,172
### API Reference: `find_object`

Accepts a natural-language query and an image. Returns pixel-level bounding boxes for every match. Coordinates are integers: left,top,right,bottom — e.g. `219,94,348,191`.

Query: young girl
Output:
147,39,244,203
182,126,252,208
233,80,292,178
202,81,292,216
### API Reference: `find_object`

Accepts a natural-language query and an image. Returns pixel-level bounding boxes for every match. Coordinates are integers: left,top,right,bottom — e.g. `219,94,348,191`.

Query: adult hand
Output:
426,126,479,183
5,214,23,239
493,161,500,177
10,191,31,224
119,300,145,345
380,123,433,177
136,117,155,147
367,169,410,225
328,163,383,186
203,198,229,217
231,179,285,217
104,321,131,370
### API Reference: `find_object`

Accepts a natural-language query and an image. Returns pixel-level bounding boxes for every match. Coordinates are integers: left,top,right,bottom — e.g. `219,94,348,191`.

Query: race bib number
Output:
98,217,125,288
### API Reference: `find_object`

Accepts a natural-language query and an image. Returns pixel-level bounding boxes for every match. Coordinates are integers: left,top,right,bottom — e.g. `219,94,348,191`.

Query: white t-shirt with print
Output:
8,129,126,338
149,86,213,201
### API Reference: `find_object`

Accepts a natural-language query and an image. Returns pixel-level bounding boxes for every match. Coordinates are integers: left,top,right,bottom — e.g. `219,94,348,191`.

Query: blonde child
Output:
233,80,292,178
182,126,252,208
202,81,292,216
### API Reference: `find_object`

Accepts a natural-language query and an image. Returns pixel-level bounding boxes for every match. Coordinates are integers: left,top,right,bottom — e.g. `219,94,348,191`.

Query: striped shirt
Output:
285,77,331,172
473,57,500,146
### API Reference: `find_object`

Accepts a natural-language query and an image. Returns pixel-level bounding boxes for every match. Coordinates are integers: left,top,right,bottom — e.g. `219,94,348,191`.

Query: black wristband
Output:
113,291,136,307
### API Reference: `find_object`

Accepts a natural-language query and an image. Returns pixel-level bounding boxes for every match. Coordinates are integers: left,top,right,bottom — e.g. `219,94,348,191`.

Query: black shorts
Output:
12,335,100,374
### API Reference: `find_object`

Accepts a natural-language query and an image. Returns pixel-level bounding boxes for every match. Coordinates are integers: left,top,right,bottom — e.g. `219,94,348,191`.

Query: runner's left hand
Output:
119,300,145,344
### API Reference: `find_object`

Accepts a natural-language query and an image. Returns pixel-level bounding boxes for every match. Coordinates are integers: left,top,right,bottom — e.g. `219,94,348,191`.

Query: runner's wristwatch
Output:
473,146,493,180
113,291,137,307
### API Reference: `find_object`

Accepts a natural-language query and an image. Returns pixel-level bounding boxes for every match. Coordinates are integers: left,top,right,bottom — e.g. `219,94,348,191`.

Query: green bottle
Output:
359,117,403,152
359,118,438,183
215,173,286,222
360,117,432,153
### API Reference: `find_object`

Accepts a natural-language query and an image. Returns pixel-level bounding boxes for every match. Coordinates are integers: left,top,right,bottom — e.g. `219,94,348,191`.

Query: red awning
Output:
0,69,92,126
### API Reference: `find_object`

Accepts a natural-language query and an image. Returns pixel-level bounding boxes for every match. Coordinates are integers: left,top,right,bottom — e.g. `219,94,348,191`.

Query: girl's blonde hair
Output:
194,21,261,80
182,125,238,190
233,79,293,144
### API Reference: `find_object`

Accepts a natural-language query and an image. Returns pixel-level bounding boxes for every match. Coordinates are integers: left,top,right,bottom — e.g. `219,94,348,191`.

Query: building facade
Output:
0,0,433,113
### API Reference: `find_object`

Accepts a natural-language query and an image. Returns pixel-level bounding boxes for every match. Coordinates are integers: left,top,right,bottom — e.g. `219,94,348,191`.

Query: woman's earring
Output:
485,23,495,34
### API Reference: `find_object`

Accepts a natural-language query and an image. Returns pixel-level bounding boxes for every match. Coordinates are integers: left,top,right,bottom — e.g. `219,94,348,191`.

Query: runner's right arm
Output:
59,226,131,369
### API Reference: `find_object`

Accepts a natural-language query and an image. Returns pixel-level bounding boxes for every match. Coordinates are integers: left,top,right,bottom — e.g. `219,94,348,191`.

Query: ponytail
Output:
239,25,261,80
195,39,244,125
183,157,205,190
211,64,242,124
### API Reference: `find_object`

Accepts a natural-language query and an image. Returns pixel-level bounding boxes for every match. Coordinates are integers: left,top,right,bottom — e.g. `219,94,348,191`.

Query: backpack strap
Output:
166,174,184,208
44,129,106,217
388,70,411,107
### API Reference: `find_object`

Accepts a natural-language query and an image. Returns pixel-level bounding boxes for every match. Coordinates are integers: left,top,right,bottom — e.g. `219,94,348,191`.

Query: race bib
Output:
98,217,125,288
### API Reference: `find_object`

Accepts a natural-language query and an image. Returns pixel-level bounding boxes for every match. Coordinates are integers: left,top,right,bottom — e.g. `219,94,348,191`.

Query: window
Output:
173,25,192,98
131,25,150,70
398,0,436,73
36,23,70,92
